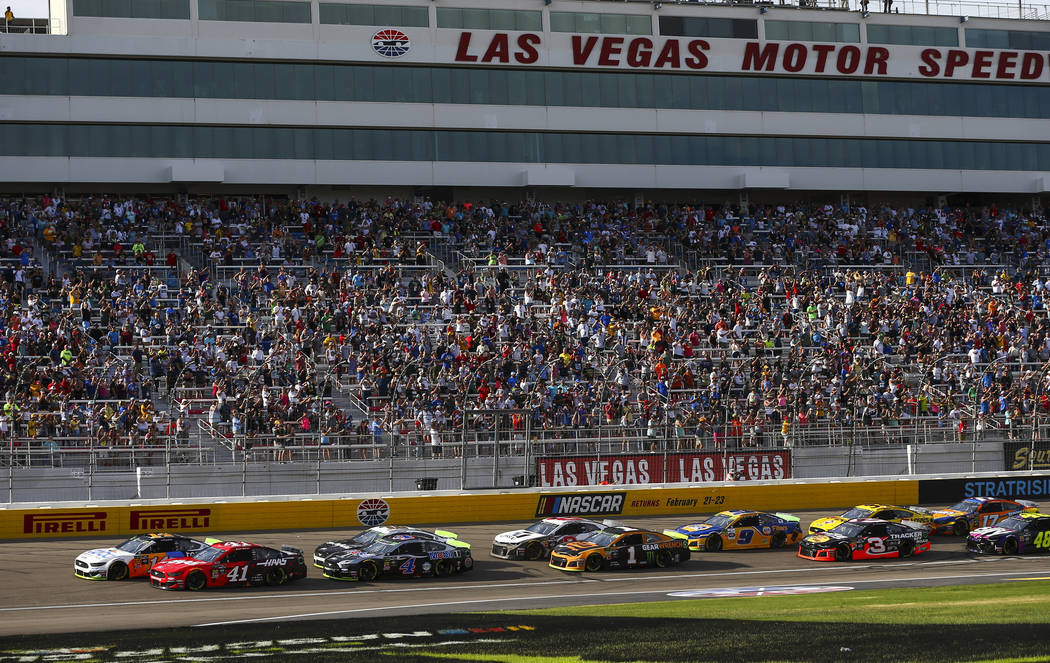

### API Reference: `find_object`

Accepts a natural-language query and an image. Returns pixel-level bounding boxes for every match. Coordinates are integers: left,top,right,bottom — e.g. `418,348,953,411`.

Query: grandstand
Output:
2,0,1050,497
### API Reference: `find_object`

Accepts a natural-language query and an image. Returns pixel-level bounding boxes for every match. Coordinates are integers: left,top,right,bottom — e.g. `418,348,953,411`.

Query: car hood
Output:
315,540,362,554
675,523,721,535
494,530,543,545
809,517,845,531
326,549,380,565
152,557,208,573
968,526,1014,540
931,508,968,522
76,548,132,565
553,541,600,555
802,532,849,547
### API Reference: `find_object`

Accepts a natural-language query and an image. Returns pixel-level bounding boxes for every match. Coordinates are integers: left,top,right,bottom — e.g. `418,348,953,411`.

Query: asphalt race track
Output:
4,509,1050,637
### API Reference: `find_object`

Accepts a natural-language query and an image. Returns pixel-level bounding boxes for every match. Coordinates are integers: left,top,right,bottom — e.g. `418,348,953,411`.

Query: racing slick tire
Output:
706,534,723,552
834,544,852,562
654,550,671,568
1004,538,1019,555
106,562,128,581
899,541,914,558
770,533,786,549
434,559,453,577
953,520,970,536
584,554,604,572
186,570,208,591
265,567,287,586
358,561,379,582
524,541,545,561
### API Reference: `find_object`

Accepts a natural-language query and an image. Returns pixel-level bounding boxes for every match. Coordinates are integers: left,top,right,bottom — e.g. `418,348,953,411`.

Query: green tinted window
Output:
659,16,757,39
436,7,540,31
319,3,428,27
199,0,311,23
550,12,651,35
765,20,859,43
72,0,190,19
867,24,958,46
966,28,1050,50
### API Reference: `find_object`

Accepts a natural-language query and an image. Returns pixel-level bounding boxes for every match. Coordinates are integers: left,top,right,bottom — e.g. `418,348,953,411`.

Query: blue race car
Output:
663,510,802,551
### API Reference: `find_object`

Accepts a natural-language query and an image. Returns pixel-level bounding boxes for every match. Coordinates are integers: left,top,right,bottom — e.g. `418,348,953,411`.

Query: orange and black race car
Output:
548,526,689,572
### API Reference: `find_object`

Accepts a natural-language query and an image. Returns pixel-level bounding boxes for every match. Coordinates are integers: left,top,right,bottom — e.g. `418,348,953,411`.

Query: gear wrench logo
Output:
357,498,390,527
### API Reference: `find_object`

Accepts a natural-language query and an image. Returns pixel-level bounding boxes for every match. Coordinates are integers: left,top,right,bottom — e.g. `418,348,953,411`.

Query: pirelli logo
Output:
130,508,211,531
23,511,107,534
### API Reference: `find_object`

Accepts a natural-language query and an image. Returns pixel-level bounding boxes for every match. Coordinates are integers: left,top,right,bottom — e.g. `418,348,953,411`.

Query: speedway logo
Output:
130,508,210,530
535,492,625,517
23,511,107,534
0,625,537,661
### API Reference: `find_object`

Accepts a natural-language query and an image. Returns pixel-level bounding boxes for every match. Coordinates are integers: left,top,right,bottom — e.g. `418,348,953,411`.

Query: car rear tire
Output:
434,559,453,577
265,567,287,586
358,561,378,582
899,541,914,558
770,533,786,549
185,570,207,591
835,544,852,562
706,534,723,552
107,562,128,581
1004,538,1019,555
584,554,604,572
524,542,545,561
953,520,970,536
655,550,671,568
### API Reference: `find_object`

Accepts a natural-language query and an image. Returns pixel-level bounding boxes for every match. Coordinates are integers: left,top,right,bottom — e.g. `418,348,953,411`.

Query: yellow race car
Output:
809,505,933,534
548,526,689,572
663,510,803,551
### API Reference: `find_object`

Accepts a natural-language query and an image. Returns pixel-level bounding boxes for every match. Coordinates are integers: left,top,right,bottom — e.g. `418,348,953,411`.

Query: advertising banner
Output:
1003,441,1050,472
917,472,1050,504
535,451,791,488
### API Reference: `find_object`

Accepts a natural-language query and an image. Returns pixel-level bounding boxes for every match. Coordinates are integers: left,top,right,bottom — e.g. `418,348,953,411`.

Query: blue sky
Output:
7,1,49,18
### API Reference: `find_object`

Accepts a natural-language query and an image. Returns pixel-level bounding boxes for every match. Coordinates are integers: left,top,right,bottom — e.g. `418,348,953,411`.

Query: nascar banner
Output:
535,451,791,488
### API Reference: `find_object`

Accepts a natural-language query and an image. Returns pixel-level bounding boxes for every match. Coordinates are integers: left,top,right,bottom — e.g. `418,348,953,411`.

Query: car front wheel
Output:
1004,538,1019,555
706,534,723,552
107,562,128,581
953,520,970,536
185,570,207,591
835,544,852,562
584,554,604,572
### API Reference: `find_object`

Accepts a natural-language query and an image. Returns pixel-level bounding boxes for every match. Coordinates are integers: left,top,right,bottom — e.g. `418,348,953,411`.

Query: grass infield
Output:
1,582,1049,662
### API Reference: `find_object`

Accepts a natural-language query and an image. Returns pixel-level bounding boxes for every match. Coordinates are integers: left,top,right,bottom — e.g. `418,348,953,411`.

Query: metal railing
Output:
0,17,50,34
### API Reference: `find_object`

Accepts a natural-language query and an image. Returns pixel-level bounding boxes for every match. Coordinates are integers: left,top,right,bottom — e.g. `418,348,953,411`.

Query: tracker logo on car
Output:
130,508,211,530
24,511,107,534
535,493,626,517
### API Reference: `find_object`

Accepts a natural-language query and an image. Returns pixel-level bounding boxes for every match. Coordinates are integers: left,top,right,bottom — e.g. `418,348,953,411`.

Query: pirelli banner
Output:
536,451,791,488
1,475,917,541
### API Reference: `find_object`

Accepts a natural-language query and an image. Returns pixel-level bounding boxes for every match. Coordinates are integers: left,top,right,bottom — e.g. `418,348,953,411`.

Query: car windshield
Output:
526,522,559,535
994,517,1025,531
829,522,865,538
580,531,619,547
948,501,980,513
350,530,385,545
704,515,733,529
840,507,874,519
192,547,225,562
114,536,153,553
362,540,400,556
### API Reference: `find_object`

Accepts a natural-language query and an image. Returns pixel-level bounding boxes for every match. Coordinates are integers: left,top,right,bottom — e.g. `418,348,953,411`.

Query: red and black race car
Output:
149,541,307,590
797,518,930,562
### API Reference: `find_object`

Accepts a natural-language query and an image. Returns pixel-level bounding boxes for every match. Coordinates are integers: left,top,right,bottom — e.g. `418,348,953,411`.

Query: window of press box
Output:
866,24,958,46
965,28,1050,50
549,12,651,35
764,20,859,43
319,3,428,27
436,7,541,31
72,0,190,19
198,0,311,23
658,16,757,39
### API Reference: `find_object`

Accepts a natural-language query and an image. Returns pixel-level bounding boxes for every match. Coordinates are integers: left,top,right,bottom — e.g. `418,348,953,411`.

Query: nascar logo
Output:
536,493,626,517
372,29,410,58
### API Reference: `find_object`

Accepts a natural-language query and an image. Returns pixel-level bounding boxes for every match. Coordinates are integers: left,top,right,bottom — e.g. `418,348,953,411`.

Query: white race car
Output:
491,517,605,560
74,533,213,581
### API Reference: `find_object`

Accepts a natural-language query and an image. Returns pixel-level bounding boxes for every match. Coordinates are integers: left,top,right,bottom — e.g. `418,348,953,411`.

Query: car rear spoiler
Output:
1018,500,1040,511
775,513,800,523
281,545,304,556
446,539,471,549
204,537,223,546
663,530,688,540
434,529,458,539
602,519,626,528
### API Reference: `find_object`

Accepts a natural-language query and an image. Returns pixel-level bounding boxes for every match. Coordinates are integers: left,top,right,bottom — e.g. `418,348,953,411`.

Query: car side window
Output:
424,541,444,552
737,516,760,528
645,533,663,544
865,524,888,537
560,523,584,535
178,539,202,552
224,548,253,563
871,510,895,520
152,540,177,554
252,547,279,561
399,542,426,556
580,523,600,533
618,534,643,547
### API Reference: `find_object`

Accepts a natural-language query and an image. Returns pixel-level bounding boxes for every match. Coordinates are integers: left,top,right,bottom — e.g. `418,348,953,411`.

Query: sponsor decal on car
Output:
535,493,626,517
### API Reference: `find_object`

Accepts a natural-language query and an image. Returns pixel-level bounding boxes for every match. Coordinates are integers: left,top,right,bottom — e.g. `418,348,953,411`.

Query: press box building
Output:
2,0,1050,199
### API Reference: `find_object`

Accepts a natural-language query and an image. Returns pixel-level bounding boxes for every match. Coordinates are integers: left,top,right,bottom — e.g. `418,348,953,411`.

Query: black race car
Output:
798,518,931,562
322,535,473,582
313,527,466,567
967,512,1050,555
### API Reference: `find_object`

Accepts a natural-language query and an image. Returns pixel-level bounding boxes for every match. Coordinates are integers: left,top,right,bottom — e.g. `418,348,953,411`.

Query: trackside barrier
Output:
0,475,922,541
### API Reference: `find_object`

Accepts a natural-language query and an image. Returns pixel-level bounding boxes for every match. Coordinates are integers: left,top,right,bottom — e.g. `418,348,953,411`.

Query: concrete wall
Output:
2,441,1006,503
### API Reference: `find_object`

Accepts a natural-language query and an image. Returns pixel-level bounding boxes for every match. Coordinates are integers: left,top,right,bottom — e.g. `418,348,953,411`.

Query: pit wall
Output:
1,476,921,540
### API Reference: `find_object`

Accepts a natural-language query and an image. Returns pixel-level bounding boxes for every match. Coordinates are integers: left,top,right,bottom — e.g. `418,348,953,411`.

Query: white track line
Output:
6,559,1047,613
194,569,1050,627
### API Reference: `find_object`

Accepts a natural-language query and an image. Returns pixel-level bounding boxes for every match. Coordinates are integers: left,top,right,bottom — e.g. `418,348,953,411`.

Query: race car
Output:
313,526,467,567
491,517,604,560
967,512,1050,555
809,504,933,534
548,526,689,572
797,518,931,562
663,510,802,551
929,497,1039,535
321,535,473,581
74,533,213,581
149,541,307,590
